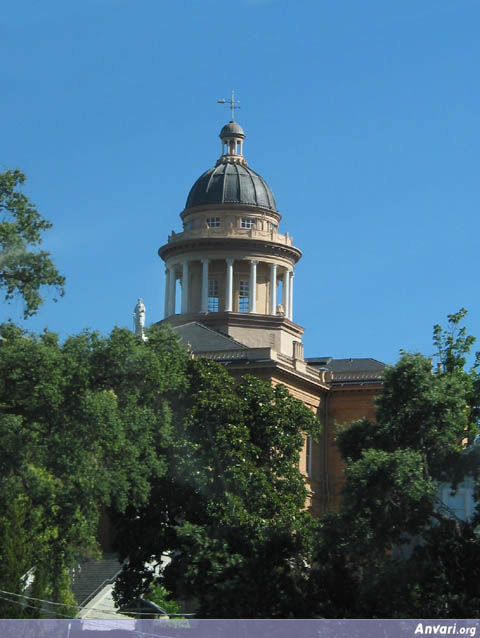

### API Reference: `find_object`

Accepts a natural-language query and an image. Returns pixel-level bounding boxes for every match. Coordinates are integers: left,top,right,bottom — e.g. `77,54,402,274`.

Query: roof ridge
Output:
244,162,257,205
233,162,241,203
220,162,228,203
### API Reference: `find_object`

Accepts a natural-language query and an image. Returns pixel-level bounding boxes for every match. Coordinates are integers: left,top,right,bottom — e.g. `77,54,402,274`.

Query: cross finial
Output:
217,90,240,121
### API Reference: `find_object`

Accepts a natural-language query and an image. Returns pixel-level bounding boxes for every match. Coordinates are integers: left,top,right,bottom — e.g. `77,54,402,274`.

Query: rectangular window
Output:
239,280,249,313
208,279,219,312
207,217,220,228
240,217,256,229
306,435,312,477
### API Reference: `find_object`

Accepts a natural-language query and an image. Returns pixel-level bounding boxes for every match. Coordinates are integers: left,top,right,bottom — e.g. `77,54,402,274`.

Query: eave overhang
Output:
158,236,302,263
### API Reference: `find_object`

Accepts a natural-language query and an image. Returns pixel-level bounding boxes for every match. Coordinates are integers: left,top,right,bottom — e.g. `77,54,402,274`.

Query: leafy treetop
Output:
0,169,65,318
310,309,480,618
113,359,322,618
0,322,188,618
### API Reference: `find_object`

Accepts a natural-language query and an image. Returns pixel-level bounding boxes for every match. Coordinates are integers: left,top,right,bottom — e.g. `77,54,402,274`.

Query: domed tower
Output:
157,119,386,518
158,119,304,355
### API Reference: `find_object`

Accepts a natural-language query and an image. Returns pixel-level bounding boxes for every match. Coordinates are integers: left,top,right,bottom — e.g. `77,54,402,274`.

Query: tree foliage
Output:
0,323,188,617
5,307,479,618
0,319,322,618
113,359,322,618
0,169,65,318
310,309,480,618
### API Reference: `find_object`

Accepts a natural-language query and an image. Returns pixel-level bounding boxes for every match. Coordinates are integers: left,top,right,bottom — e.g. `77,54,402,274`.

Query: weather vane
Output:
217,90,240,121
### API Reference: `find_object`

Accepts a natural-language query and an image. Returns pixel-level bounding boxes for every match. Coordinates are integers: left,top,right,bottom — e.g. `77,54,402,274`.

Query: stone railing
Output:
329,371,384,385
167,226,294,246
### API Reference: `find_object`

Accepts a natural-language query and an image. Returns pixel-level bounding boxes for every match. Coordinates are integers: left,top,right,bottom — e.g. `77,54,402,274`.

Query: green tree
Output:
309,309,480,618
113,359,322,618
0,169,65,318
146,583,180,616
0,323,188,617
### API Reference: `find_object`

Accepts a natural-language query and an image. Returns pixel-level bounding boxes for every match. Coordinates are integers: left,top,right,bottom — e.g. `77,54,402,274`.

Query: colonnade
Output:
164,258,294,320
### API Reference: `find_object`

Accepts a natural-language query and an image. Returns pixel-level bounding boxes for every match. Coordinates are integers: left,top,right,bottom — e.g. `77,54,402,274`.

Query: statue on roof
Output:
133,298,146,340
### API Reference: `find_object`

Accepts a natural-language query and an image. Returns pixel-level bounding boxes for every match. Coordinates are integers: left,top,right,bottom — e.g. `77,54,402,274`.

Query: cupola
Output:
185,121,276,211
158,116,303,357
218,120,246,165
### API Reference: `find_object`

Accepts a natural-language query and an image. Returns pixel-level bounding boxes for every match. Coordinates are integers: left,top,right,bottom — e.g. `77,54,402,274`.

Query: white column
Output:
269,263,277,315
249,260,258,313
288,270,294,320
225,258,234,312
201,259,209,313
283,268,290,318
164,268,170,318
168,267,176,316
181,261,189,314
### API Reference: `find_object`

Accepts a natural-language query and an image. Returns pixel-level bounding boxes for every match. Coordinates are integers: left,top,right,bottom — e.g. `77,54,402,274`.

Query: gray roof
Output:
186,162,277,211
306,357,385,372
71,553,122,606
173,322,247,353
220,121,245,138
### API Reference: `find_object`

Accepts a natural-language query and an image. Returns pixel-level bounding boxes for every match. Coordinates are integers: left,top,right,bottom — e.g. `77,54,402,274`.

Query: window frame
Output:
240,217,256,229
208,279,219,312
239,280,249,313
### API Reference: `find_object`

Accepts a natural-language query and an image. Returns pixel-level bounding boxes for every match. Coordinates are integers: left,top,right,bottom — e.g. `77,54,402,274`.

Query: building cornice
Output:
193,350,330,394
158,236,302,263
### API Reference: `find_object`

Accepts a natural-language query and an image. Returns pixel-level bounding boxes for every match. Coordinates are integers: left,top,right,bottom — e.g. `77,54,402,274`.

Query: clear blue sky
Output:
1,0,479,365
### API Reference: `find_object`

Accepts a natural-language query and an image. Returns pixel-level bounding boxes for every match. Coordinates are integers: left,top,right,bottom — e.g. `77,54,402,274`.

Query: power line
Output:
0,588,71,608
0,597,170,638
0,593,75,618
0,588,194,618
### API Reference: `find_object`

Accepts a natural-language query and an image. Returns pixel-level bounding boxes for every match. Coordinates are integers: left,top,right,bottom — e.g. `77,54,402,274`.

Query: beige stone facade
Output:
157,119,384,515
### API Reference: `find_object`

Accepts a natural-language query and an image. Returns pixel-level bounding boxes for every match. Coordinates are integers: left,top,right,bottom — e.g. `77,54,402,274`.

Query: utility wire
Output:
0,593,75,618
0,597,171,638
0,588,193,618
0,588,73,608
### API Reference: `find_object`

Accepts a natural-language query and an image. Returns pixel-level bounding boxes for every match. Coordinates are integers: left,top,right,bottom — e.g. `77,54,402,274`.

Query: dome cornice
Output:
158,236,302,264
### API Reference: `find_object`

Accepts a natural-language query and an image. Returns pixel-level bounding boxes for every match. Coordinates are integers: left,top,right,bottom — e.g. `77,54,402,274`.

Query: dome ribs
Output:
185,163,276,211
184,121,276,211
206,165,220,204
247,164,258,207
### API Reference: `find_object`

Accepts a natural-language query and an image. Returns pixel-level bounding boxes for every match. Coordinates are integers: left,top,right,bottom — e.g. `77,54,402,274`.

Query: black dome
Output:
186,162,277,211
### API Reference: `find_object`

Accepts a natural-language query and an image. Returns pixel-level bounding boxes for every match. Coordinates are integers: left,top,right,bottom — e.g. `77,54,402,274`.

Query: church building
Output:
157,118,385,514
